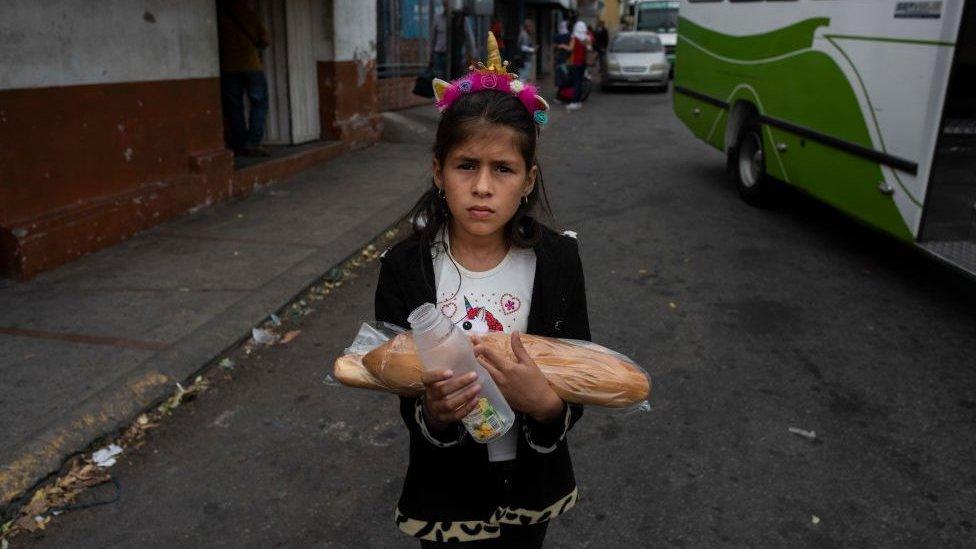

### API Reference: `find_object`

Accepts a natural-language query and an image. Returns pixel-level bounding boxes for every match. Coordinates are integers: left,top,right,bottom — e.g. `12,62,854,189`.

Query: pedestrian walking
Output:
517,19,537,81
558,21,592,111
217,0,271,157
375,33,590,548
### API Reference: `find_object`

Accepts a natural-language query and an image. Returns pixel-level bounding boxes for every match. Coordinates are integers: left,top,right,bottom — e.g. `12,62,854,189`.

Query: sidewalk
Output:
0,109,436,508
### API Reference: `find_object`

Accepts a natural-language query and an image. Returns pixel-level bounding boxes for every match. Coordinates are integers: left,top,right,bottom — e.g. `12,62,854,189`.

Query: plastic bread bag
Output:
331,322,651,413
329,322,418,393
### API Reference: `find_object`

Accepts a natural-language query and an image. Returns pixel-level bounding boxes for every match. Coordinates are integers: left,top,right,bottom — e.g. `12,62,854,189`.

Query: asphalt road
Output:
22,87,976,548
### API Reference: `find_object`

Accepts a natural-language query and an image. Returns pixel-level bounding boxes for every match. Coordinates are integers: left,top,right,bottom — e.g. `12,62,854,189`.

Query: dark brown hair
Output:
407,90,553,251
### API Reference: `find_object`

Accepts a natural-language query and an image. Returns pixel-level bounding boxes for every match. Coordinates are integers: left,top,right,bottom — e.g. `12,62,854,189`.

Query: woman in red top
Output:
559,21,591,111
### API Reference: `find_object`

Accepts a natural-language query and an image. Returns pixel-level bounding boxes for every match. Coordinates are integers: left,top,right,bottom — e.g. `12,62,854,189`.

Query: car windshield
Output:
636,6,678,32
610,35,663,53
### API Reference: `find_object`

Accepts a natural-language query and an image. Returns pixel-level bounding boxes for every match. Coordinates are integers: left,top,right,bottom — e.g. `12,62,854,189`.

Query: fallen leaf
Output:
668,302,677,310
280,330,301,344
811,515,821,525
13,514,39,533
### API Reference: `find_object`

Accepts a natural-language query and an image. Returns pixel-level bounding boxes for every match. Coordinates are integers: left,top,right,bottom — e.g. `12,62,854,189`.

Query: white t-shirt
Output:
432,233,537,461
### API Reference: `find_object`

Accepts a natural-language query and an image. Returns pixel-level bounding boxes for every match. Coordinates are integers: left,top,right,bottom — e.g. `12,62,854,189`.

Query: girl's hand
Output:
473,332,564,423
421,369,482,431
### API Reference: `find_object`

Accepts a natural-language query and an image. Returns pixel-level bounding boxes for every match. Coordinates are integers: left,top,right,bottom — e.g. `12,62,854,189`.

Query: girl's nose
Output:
472,168,493,196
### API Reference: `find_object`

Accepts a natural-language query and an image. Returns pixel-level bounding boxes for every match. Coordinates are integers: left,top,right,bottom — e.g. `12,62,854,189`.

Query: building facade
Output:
0,0,380,280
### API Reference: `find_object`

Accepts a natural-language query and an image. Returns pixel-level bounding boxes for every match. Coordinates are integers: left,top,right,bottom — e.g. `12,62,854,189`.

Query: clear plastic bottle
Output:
408,303,514,443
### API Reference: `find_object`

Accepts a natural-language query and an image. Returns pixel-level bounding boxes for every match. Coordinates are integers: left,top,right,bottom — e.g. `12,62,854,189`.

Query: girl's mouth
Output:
467,206,495,219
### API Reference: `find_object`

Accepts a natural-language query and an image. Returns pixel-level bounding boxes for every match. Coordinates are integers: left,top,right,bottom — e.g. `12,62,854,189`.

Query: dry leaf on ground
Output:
280,330,301,344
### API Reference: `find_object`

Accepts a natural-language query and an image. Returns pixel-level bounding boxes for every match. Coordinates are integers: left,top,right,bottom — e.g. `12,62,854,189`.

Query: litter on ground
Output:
92,444,123,468
788,427,817,440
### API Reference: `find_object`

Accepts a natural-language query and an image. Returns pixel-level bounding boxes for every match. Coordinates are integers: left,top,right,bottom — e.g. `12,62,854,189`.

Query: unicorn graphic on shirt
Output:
457,296,504,334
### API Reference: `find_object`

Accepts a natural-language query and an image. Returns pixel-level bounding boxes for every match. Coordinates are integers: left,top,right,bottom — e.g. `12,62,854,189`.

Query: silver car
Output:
602,32,670,91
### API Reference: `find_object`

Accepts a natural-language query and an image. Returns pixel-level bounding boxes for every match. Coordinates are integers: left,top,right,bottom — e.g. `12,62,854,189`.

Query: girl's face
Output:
433,124,537,243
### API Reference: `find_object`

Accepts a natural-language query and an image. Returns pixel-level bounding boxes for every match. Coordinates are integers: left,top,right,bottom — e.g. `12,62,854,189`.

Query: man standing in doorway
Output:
218,0,271,157
431,0,450,79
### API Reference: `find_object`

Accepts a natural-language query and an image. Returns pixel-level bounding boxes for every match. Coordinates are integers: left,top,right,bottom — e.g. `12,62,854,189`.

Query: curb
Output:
0,178,428,513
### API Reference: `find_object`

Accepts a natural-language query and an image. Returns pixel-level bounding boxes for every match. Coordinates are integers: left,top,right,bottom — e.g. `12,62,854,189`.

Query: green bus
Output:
673,1,976,276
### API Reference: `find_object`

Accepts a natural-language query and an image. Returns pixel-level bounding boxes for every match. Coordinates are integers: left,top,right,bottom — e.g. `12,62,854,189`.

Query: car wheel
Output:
729,122,775,206
658,80,670,93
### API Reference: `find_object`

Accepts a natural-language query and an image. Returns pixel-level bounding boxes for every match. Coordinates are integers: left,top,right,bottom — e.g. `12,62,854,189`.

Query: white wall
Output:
333,0,375,62
0,0,219,90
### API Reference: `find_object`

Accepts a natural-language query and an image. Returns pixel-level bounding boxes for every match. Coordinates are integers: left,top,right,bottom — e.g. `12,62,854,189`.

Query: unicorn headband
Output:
432,32,550,126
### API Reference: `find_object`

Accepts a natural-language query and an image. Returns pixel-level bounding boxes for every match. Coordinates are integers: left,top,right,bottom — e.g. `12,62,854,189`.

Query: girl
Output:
375,35,590,548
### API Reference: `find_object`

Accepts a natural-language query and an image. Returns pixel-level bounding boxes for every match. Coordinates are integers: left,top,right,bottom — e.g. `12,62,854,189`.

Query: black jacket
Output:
374,226,591,542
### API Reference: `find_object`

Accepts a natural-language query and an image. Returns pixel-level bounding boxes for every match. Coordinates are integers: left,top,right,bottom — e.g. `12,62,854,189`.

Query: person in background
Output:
553,20,571,67
551,20,572,97
517,19,537,81
594,19,609,79
558,21,591,111
217,0,271,157
462,14,480,70
431,0,449,79
491,18,507,59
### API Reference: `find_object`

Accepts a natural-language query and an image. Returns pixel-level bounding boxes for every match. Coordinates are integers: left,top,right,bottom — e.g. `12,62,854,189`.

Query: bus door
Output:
920,3,976,259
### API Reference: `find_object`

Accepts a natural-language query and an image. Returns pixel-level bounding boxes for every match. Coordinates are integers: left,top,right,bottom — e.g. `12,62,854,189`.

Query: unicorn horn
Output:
487,31,503,72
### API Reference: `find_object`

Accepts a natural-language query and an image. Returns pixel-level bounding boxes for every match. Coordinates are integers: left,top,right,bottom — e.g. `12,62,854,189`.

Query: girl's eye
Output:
458,163,475,170
495,165,513,174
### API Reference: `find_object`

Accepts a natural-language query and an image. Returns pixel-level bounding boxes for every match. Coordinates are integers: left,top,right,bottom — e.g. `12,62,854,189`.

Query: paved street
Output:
20,87,976,548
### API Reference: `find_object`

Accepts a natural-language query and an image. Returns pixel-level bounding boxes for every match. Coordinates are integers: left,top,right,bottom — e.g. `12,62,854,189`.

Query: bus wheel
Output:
731,123,774,206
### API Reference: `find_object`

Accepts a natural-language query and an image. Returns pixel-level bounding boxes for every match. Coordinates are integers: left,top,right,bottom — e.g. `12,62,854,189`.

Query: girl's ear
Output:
524,164,538,197
432,157,444,189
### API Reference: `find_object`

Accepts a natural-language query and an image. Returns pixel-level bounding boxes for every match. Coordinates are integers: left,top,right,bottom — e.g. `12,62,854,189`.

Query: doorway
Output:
216,0,322,165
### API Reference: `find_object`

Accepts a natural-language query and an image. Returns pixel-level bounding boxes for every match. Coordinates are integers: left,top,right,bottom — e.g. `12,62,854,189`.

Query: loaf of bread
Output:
339,332,649,408
333,354,409,393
